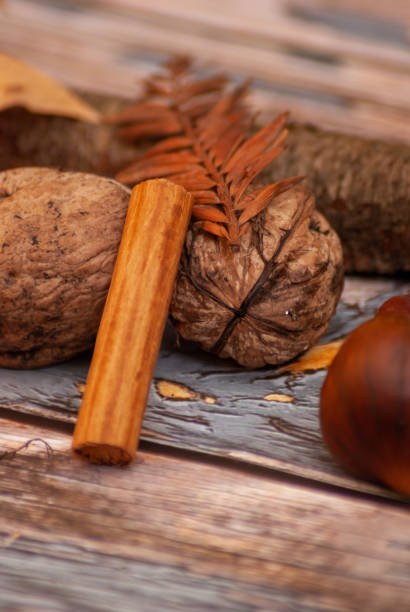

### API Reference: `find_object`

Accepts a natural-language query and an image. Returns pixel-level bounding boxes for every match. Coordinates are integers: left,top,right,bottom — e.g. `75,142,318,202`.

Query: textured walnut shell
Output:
0,167,130,368
170,184,344,368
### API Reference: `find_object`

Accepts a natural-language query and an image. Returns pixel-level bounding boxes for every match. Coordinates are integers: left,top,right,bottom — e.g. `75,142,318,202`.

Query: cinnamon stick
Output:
72,178,193,465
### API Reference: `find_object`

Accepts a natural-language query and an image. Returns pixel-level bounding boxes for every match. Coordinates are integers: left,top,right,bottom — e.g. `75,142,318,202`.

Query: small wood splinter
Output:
72,178,193,465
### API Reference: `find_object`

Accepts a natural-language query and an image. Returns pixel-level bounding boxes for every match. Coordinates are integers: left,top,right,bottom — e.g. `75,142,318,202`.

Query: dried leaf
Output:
104,101,172,124
113,58,297,243
192,206,229,223
283,341,344,372
233,145,285,203
224,113,288,176
239,222,249,236
189,190,221,205
116,161,198,183
144,80,170,97
180,74,229,101
163,55,191,77
198,110,247,149
166,172,217,191
180,94,224,119
143,136,192,156
238,195,272,226
119,118,181,140
208,123,247,169
235,177,304,212
207,79,251,120
196,220,230,239
0,53,99,123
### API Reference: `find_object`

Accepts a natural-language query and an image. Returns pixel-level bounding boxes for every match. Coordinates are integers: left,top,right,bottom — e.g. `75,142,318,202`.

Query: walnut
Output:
0,167,130,368
170,184,344,368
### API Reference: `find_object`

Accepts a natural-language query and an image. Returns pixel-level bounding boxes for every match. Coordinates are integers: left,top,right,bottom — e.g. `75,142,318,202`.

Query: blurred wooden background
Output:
1,0,410,143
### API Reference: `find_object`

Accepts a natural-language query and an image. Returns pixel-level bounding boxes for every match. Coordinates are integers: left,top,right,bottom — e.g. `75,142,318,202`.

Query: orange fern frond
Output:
112,57,302,243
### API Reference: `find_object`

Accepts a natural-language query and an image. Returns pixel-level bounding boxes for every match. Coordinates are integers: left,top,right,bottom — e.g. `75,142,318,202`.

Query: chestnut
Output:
320,294,410,495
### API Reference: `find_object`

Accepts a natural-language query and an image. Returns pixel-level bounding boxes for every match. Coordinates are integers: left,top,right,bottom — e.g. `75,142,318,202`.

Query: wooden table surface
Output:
1,1,410,610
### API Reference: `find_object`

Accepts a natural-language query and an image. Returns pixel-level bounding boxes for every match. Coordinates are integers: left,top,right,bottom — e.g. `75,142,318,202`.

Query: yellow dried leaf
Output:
284,340,344,372
0,53,100,123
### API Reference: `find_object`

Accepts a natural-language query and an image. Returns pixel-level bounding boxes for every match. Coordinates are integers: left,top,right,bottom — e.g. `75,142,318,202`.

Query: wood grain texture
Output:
1,277,409,498
1,418,410,612
73,179,193,464
1,0,410,144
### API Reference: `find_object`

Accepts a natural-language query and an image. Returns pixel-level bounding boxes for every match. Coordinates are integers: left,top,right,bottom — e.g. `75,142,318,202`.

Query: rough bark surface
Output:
0,94,137,177
0,167,130,368
271,124,410,274
171,184,344,367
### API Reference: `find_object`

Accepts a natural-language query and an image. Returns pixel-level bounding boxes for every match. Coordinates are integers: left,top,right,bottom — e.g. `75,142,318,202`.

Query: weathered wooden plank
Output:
1,0,410,143
1,278,409,498
289,0,410,24
86,0,410,70
0,419,410,611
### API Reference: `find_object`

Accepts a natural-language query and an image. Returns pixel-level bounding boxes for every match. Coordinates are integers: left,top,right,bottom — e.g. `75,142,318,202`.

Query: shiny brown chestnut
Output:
320,294,410,495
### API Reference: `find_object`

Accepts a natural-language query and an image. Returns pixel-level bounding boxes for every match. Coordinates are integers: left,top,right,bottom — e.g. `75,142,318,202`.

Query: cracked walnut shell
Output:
170,184,344,368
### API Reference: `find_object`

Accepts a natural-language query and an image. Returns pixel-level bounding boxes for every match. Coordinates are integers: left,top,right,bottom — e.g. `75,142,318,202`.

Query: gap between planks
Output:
0,414,407,506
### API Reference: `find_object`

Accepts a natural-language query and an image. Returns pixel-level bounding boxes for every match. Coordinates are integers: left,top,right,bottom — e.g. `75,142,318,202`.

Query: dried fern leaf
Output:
233,145,286,203
117,161,199,183
118,120,181,141
235,177,304,212
223,113,288,175
179,74,229,100
112,57,300,243
104,102,172,124
189,190,221,205
237,176,303,225
166,173,217,191
192,206,229,223
143,137,193,156
196,220,230,240
180,95,225,119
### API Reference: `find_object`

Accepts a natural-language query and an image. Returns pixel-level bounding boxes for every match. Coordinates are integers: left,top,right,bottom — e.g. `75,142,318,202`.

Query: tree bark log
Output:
270,123,410,274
